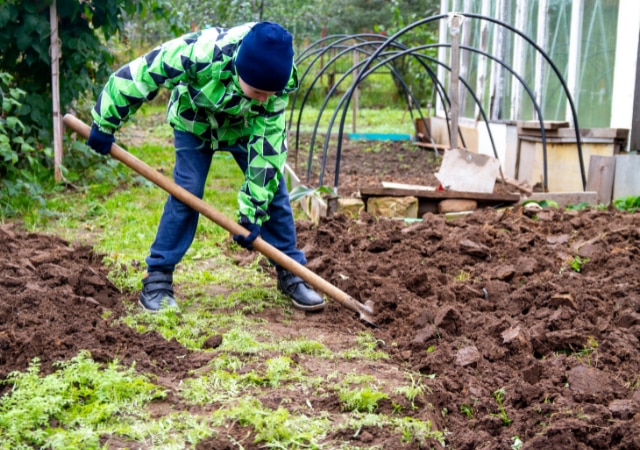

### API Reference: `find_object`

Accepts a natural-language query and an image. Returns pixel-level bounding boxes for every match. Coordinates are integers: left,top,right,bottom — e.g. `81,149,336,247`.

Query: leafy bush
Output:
0,0,181,139
0,72,53,215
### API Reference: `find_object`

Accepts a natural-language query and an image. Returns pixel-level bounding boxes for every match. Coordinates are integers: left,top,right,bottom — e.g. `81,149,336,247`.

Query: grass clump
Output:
393,374,429,409
341,413,447,448
339,387,389,413
212,397,329,449
338,331,388,361
180,356,303,405
0,351,166,449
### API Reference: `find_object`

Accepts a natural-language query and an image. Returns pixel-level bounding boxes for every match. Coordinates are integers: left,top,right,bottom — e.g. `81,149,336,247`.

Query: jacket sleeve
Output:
237,107,288,226
91,32,205,132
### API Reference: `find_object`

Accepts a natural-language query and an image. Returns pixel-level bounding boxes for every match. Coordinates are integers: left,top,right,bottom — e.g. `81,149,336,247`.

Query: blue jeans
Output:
145,130,306,272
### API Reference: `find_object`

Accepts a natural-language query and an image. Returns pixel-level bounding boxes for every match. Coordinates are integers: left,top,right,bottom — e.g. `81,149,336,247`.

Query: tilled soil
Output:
297,207,640,449
1,139,639,449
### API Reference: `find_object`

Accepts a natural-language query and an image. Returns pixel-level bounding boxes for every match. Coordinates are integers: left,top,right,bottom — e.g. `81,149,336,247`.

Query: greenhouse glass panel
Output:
576,0,619,127
516,0,540,121
541,0,572,121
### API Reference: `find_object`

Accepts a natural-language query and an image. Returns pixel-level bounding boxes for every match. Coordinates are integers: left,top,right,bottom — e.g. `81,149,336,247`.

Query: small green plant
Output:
395,416,446,447
460,403,474,419
392,401,404,414
569,255,590,273
339,331,388,360
565,202,591,211
625,376,640,391
0,352,165,449
511,435,524,449
339,387,389,413
213,397,328,448
491,388,512,426
453,270,471,282
613,195,640,212
393,374,427,409
571,336,599,365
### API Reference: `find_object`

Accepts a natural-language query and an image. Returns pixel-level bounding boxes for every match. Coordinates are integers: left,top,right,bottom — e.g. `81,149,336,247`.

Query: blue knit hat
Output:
236,22,294,92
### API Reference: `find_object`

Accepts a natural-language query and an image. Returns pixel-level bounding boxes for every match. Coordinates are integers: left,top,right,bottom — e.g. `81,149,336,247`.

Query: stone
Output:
608,399,636,420
546,234,570,245
568,365,626,401
328,197,365,218
493,264,516,281
501,326,532,353
460,239,491,259
367,196,418,218
550,293,577,310
411,325,436,346
438,199,478,213
456,346,481,367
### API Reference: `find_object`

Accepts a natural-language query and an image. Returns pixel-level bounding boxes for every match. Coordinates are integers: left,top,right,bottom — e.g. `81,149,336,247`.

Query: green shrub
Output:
0,72,53,215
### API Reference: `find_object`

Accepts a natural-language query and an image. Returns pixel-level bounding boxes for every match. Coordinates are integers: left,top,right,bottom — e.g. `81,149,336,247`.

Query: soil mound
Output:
0,224,206,395
296,207,640,448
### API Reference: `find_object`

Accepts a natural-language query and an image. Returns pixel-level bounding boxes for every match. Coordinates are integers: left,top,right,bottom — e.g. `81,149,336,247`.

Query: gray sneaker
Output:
139,271,178,312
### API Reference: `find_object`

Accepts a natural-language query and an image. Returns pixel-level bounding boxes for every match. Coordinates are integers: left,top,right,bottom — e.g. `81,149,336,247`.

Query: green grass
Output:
292,105,416,135
0,351,202,449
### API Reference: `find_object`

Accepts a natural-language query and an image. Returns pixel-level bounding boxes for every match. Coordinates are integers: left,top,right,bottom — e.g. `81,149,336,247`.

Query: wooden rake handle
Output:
63,114,375,324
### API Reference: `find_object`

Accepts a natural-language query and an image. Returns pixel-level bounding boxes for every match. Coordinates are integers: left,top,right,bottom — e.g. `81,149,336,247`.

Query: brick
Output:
438,199,478,213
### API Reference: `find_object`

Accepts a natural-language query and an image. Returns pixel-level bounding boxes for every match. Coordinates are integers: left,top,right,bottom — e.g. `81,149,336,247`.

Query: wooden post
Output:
449,14,462,150
50,0,63,182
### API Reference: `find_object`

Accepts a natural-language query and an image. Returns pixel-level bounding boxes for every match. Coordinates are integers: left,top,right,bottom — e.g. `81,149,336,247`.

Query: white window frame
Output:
437,0,639,132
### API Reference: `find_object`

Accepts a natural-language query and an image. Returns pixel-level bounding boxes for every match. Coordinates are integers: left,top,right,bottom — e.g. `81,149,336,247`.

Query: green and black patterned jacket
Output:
92,23,298,226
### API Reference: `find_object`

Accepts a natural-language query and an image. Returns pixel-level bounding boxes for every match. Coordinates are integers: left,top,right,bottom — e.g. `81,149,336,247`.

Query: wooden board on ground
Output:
414,141,450,151
360,186,520,216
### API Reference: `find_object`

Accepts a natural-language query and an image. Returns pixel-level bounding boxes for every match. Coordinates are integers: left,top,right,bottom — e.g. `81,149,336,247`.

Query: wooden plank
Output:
381,181,436,191
564,128,629,140
517,127,629,140
517,120,569,130
585,155,615,204
359,186,520,202
518,135,622,145
414,141,451,150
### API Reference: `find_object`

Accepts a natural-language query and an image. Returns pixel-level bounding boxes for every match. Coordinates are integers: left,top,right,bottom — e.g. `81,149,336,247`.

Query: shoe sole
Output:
290,299,327,312
138,298,179,313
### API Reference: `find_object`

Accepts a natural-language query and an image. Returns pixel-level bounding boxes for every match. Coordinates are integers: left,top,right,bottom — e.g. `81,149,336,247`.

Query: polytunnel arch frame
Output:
290,34,459,157
289,36,425,157
309,13,586,193
318,42,546,190
293,39,544,190
291,36,477,186
290,40,460,185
